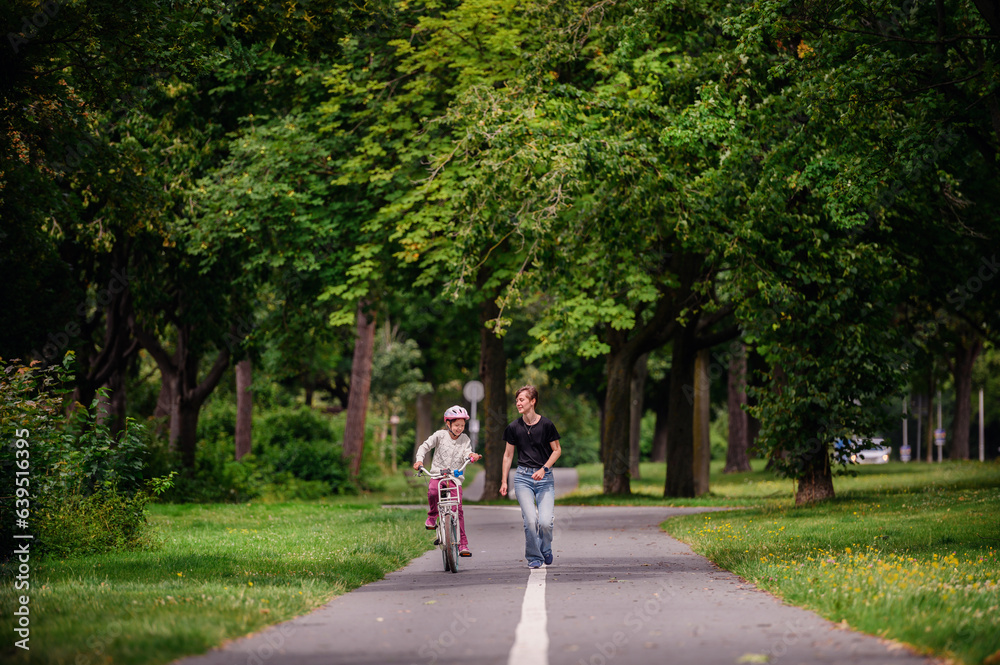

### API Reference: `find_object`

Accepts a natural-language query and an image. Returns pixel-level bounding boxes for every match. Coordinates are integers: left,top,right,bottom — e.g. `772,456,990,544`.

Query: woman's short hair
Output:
515,385,538,405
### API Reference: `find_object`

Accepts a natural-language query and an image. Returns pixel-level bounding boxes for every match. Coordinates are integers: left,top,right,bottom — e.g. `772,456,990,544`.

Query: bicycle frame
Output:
417,457,472,573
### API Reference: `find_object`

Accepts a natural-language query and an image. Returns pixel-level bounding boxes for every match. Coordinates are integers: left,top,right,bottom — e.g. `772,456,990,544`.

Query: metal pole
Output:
902,396,909,462
469,399,478,451
389,415,400,472
937,390,943,463
980,388,986,463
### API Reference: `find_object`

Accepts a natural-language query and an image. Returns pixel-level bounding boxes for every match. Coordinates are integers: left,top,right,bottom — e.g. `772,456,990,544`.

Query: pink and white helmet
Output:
443,405,470,421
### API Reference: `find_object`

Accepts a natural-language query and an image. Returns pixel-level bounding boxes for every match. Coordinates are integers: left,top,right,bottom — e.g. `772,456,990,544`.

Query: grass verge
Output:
1,497,434,665
562,459,795,506
662,461,1000,665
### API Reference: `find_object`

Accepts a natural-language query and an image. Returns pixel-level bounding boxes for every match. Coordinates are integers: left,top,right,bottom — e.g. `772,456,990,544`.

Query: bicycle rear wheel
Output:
443,514,458,573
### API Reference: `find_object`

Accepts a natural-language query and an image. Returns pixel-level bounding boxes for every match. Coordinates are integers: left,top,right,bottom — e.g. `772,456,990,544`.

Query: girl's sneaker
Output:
459,547,471,557
425,517,436,529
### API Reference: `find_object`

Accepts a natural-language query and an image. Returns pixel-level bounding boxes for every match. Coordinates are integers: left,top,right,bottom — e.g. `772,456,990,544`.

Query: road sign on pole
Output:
901,397,911,462
463,380,484,403
463,381,485,451
934,428,946,463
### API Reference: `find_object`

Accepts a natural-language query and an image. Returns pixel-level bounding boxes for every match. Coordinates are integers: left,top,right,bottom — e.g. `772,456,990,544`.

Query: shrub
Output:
34,485,154,557
157,433,267,503
160,402,360,502
1,355,172,560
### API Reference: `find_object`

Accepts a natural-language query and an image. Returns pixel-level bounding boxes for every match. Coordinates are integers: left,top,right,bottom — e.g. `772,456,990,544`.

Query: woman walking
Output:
500,385,562,568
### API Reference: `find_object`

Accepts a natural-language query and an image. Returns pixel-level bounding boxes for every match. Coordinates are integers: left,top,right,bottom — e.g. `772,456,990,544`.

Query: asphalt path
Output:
175,504,939,665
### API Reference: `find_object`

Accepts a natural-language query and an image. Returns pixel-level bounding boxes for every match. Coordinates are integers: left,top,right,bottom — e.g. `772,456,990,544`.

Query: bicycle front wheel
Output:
443,514,458,573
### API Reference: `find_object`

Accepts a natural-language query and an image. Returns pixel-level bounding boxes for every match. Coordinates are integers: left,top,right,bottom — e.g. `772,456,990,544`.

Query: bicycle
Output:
417,456,472,573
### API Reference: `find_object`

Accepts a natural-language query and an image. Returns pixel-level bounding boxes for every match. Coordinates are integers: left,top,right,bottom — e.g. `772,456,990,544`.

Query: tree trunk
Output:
343,301,377,476
725,342,752,473
152,377,173,437
926,375,936,462
235,359,252,461
629,353,649,479
692,349,711,496
177,401,201,468
175,335,230,468
75,271,138,437
479,295,508,501
650,389,668,463
132,320,230,468
599,354,611,463
795,460,835,504
949,337,982,460
648,372,669,463
665,324,697,498
106,371,128,439
602,344,635,495
416,392,434,451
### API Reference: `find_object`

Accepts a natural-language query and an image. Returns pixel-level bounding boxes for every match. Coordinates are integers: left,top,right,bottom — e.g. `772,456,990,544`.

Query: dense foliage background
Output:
2,0,999,551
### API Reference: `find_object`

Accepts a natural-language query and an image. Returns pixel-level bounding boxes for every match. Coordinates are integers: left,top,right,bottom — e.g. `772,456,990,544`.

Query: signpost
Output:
900,397,911,462
934,428,946,463
463,380,485,451
980,388,986,463
389,414,400,472
935,391,945,462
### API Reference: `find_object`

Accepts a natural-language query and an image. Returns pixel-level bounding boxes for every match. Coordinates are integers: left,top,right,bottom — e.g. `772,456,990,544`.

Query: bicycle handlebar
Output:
416,456,474,480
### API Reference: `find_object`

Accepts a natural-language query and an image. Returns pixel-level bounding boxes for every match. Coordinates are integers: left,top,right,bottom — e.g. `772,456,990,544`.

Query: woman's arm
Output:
499,443,516,496
532,439,561,480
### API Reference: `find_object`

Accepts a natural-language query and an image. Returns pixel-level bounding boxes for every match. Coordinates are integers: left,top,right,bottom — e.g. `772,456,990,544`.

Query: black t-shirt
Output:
503,415,560,469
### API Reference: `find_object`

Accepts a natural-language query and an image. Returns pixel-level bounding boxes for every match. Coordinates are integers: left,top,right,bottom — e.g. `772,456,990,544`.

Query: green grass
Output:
4,461,996,665
661,461,1000,665
562,459,795,505
0,496,434,665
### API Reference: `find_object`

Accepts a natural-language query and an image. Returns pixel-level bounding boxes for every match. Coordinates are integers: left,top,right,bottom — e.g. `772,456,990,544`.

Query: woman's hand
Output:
499,480,507,496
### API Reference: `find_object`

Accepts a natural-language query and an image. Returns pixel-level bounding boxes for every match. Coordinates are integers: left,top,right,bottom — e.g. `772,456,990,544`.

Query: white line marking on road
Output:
508,567,548,665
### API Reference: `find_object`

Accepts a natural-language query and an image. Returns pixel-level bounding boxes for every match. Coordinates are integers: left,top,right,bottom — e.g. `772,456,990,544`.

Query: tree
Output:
235,359,253,460
724,341,752,473
369,320,432,469
726,0,1000,500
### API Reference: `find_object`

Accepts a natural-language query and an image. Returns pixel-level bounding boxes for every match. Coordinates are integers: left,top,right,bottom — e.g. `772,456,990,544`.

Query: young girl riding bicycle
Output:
413,405,481,557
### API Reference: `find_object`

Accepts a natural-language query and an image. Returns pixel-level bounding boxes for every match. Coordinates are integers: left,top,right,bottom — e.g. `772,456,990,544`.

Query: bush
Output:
160,402,360,502
34,485,154,557
255,407,356,494
1,355,171,559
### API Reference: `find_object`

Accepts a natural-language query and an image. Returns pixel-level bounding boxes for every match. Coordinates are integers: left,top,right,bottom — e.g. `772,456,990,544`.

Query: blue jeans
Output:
514,466,555,564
